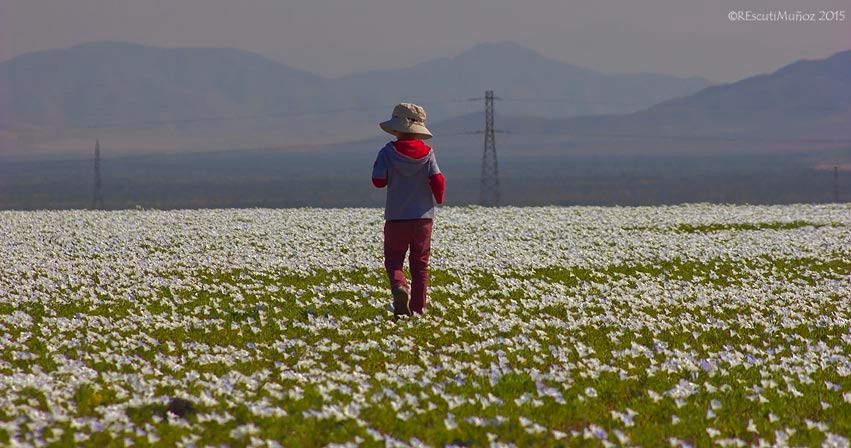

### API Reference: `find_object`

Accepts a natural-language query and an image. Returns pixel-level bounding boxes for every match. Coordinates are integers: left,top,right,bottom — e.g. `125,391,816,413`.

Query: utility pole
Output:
92,139,103,209
834,165,839,203
479,90,501,206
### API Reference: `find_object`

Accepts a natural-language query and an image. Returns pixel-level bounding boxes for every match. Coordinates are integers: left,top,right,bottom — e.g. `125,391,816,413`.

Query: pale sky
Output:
1,0,849,82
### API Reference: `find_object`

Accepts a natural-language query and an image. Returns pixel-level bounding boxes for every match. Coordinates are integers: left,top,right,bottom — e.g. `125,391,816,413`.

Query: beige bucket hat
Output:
379,102,433,140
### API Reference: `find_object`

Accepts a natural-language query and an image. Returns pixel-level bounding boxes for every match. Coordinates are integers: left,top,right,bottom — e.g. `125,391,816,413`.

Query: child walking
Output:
372,103,445,316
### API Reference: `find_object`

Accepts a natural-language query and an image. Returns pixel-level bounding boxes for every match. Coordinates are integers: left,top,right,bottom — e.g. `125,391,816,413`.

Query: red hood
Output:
392,139,431,159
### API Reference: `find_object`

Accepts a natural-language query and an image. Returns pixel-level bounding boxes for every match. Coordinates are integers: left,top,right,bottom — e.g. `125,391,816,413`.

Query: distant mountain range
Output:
0,41,712,157
428,49,851,158
328,41,711,118
0,41,328,128
1,41,848,163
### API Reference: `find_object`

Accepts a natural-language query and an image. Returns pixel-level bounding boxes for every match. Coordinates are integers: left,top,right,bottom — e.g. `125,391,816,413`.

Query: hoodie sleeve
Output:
428,152,445,204
372,147,388,188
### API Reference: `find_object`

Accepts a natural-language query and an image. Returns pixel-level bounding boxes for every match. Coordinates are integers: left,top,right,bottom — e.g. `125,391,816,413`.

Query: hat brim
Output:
379,117,433,140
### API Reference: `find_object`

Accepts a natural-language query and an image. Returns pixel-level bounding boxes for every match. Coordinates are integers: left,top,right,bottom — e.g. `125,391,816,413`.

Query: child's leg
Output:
408,219,433,313
383,220,410,290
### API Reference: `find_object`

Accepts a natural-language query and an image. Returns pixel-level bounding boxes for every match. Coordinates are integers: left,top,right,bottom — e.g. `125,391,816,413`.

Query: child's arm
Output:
429,173,445,204
428,152,445,204
372,149,388,188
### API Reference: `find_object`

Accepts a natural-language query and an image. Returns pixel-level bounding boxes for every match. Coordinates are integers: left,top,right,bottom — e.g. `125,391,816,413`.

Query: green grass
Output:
1,211,850,446
623,220,845,233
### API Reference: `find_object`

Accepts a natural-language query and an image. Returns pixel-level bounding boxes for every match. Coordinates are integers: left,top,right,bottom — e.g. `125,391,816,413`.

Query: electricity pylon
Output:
479,90,502,206
92,139,104,209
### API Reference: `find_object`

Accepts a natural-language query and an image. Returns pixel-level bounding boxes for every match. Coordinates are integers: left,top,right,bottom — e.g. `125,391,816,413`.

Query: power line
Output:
504,131,851,145
501,96,848,112
4,92,849,164
6,124,846,165
501,97,658,107
0,99,470,130
438,129,851,145
79,105,390,129
7,93,849,139
0,140,338,165
64,98,473,130
438,130,513,137
97,141,331,162
26,129,841,164
12,96,767,132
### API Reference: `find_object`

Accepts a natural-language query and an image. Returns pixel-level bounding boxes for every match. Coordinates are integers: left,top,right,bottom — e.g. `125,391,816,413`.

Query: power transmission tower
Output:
834,165,839,203
480,90,500,206
92,139,104,209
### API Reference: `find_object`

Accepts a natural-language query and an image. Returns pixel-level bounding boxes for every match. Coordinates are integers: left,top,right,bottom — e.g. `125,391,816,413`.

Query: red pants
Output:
383,218,433,314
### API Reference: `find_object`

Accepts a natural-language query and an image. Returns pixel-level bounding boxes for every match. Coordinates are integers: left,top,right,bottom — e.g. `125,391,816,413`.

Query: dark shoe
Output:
392,285,411,316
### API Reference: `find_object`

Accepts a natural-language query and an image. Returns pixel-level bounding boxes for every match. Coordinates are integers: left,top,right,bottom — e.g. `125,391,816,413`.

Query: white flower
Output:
1,204,848,445
584,387,598,398
444,413,457,431
747,419,758,433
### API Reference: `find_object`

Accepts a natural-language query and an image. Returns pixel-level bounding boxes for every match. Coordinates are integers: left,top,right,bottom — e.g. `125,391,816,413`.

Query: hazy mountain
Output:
0,41,715,158
0,41,329,128
331,41,711,119
429,49,851,158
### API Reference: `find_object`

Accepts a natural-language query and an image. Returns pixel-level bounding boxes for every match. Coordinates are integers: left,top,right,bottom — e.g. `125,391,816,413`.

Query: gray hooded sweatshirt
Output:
372,141,441,220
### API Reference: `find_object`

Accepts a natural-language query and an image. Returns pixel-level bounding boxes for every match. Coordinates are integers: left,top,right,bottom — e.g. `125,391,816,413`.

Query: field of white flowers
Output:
1,204,850,447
